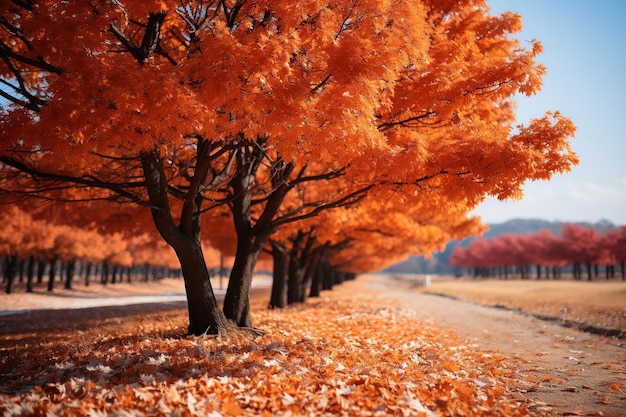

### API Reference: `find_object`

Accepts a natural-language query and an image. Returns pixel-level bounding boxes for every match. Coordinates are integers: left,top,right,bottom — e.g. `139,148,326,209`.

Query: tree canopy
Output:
1,0,577,334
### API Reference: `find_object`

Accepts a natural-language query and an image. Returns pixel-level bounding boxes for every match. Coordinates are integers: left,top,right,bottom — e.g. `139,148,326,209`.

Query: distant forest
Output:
384,219,620,275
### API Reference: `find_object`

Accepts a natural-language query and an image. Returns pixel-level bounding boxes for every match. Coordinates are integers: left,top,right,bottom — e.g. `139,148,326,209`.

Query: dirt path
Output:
363,275,626,416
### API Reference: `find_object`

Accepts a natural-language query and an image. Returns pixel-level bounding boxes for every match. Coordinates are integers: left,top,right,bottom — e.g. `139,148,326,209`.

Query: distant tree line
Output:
1,256,181,294
0,207,183,294
450,224,626,280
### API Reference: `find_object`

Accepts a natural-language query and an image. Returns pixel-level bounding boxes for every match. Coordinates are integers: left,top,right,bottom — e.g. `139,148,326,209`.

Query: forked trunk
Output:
141,149,231,336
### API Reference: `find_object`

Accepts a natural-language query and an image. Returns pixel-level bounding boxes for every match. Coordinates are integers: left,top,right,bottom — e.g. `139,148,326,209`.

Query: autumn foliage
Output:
450,225,626,280
0,282,532,417
1,0,577,333
0,206,186,293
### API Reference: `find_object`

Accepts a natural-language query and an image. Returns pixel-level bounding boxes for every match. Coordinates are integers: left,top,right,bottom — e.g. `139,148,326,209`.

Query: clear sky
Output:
472,0,626,225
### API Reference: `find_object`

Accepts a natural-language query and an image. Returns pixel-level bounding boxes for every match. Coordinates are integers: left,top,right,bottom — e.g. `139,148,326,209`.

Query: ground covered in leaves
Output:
1,280,538,416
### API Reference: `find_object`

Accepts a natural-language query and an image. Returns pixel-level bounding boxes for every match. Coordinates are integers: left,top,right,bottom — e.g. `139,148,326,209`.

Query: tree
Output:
2,0,577,334
561,224,600,281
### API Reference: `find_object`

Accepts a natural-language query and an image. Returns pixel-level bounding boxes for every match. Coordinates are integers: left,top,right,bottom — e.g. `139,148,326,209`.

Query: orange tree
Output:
1,0,576,334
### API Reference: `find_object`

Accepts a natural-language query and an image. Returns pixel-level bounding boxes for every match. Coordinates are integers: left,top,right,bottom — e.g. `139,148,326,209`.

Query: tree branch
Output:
272,184,374,229
310,73,332,94
109,12,171,65
377,110,438,131
0,155,148,205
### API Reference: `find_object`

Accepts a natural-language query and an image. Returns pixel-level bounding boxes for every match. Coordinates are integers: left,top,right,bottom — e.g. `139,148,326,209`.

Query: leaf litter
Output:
1,284,541,416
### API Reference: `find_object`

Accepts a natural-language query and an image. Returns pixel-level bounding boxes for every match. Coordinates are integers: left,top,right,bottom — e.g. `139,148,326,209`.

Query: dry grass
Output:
413,276,626,334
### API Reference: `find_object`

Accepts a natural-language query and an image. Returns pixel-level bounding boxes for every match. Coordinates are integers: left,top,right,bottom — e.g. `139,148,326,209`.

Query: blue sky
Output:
472,0,626,225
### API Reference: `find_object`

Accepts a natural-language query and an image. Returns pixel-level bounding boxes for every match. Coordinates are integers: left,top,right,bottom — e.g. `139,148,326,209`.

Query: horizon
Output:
482,217,623,228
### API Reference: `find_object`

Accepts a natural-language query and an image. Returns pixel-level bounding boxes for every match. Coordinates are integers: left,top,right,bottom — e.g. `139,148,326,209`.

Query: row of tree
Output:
1,255,182,293
0,206,184,293
450,224,626,280
0,205,352,302
1,0,578,334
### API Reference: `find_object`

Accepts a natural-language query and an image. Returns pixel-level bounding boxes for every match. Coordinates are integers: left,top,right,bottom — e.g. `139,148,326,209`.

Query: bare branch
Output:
0,155,148,205
377,111,439,131
310,73,332,94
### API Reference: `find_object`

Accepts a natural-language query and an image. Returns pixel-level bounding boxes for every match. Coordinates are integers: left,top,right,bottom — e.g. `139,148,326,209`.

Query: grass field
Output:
394,275,626,334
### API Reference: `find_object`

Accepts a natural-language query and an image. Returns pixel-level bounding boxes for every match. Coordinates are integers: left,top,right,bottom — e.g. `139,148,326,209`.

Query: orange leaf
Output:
608,383,621,393
222,398,243,416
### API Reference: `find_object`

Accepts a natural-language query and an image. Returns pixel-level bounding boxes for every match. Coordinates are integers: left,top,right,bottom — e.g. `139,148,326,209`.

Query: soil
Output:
364,274,626,416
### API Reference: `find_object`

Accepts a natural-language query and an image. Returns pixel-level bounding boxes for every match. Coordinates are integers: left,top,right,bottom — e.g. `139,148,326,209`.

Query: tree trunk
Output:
309,250,328,298
47,257,57,292
176,239,232,335
37,258,46,284
322,262,334,291
223,235,264,327
26,255,35,293
84,262,92,286
141,149,230,335
269,241,288,309
65,259,75,290
4,254,18,294
300,253,319,301
18,258,25,283
223,141,300,327
287,255,306,305
101,261,109,285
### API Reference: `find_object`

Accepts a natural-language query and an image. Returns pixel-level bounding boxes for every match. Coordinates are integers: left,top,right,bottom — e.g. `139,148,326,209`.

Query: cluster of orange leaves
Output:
1,286,534,416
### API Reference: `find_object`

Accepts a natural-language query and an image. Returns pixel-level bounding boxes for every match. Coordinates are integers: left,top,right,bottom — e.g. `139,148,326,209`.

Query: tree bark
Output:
305,250,322,299
101,261,109,284
26,255,35,293
177,239,232,334
269,241,288,309
47,257,57,292
84,262,92,286
287,254,306,305
299,261,315,302
65,259,75,289
36,258,45,284
309,250,328,298
141,149,230,335
4,254,18,294
223,142,278,327
18,258,25,283
223,235,264,327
